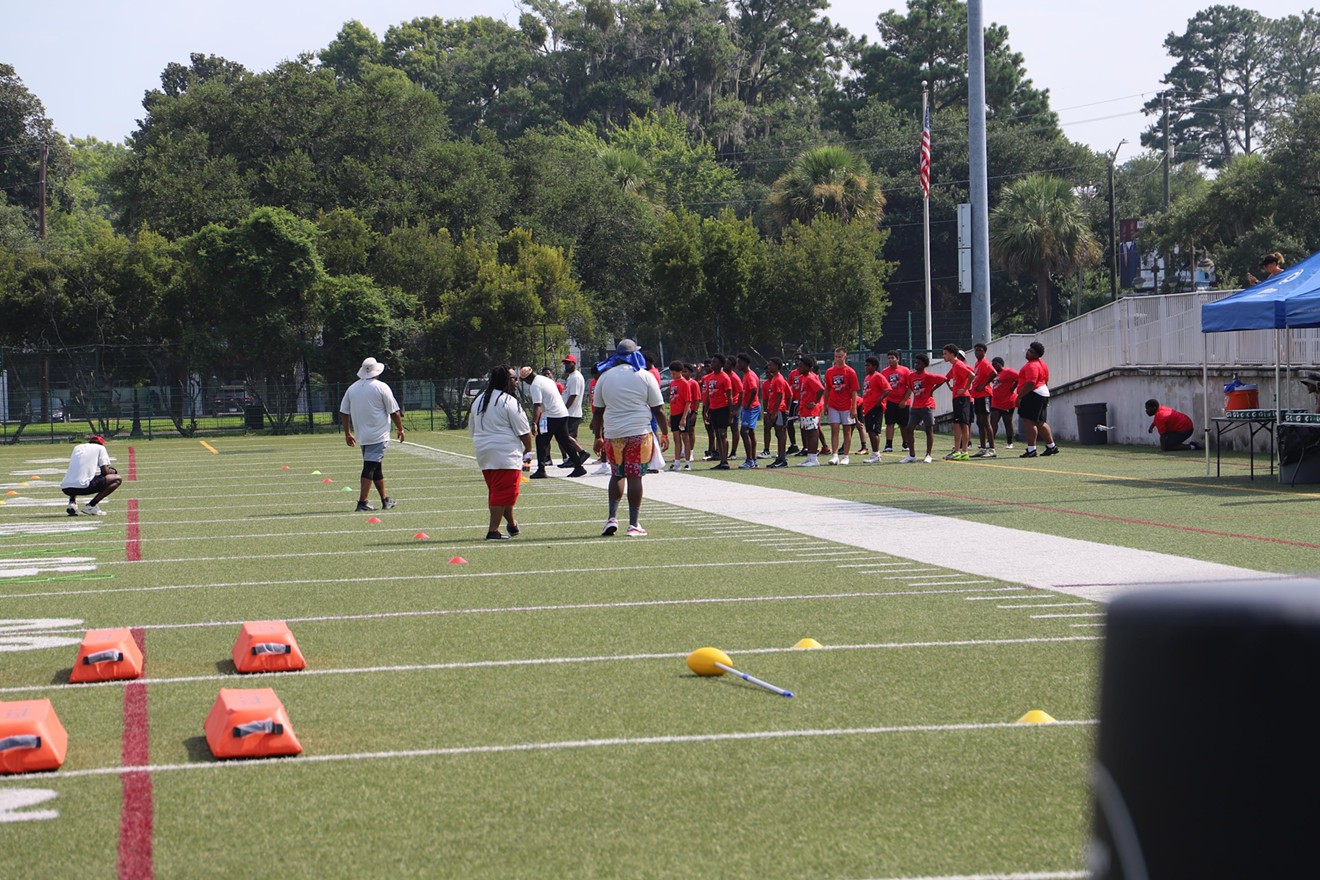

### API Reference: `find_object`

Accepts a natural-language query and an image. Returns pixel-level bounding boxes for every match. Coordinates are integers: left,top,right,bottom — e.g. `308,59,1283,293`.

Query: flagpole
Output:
922,81,933,357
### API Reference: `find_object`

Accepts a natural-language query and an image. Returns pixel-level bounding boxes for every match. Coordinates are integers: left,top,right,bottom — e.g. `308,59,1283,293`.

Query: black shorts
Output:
863,405,884,436
772,411,788,428
907,408,934,431
1161,428,1194,450
1018,394,1049,423
952,397,973,425
884,401,909,426
973,397,991,417
669,414,686,434
709,406,731,431
991,406,1014,423
63,473,108,498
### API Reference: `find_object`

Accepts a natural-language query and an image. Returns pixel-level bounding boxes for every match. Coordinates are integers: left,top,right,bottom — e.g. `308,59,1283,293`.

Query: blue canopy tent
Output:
1200,249,1320,475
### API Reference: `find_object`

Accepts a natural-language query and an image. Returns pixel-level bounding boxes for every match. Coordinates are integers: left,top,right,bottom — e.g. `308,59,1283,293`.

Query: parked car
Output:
212,385,254,415
463,378,485,399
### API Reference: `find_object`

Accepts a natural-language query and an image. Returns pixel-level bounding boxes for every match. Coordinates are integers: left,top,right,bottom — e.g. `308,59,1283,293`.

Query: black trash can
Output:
1075,402,1108,445
244,405,265,431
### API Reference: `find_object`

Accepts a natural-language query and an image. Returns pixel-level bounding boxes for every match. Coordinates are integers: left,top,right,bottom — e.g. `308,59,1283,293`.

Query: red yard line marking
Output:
126,499,141,562
127,447,136,481
118,627,153,880
773,470,1320,550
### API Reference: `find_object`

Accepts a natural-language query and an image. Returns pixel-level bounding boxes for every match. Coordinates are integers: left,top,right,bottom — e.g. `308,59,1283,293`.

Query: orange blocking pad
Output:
70,628,144,683
232,621,306,674
0,699,68,774
204,688,302,760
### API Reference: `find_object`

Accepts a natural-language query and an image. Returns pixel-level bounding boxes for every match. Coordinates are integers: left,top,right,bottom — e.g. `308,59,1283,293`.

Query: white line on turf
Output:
0,635,1100,695
1031,613,1105,619
964,595,1038,601
996,603,1096,609
0,719,1099,782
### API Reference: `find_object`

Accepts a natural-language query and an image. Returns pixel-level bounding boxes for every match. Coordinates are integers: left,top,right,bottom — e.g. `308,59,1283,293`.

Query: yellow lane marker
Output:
199,441,219,455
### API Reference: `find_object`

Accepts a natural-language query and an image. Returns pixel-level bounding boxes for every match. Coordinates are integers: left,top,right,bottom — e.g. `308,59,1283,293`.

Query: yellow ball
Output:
686,647,732,676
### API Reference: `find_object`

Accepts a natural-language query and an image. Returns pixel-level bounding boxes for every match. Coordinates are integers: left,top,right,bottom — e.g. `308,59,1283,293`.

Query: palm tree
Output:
989,174,1100,330
768,146,886,231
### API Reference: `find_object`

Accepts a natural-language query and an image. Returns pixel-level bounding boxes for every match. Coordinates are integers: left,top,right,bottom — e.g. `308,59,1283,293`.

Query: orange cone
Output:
70,628,144,683
204,688,302,759
0,699,68,774
232,621,306,674
367,517,381,523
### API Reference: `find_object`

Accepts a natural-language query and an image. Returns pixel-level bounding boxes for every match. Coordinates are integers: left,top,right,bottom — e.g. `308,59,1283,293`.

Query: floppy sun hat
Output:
357,357,385,379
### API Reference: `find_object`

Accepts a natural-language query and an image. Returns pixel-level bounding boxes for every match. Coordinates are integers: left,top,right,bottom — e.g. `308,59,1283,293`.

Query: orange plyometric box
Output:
232,621,306,674
0,699,68,774
204,688,302,760
70,628,144,683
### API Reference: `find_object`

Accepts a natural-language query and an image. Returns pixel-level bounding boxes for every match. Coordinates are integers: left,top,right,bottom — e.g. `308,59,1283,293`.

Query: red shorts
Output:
482,469,521,507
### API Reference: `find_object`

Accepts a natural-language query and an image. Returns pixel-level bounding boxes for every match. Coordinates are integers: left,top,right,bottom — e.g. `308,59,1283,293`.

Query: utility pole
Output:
967,0,992,344
38,142,48,240
1162,94,1171,210
1107,140,1126,300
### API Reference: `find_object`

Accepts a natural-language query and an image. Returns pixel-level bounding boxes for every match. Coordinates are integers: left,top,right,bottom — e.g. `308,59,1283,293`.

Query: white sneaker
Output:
984,449,997,458
593,462,612,475
66,503,78,517
757,451,772,459
839,455,849,466
1006,443,1014,449
922,455,933,463
682,461,692,471
798,455,820,467
668,461,680,472
864,454,881,464
81,504,106,516
601,517,619,536
626,524,647,537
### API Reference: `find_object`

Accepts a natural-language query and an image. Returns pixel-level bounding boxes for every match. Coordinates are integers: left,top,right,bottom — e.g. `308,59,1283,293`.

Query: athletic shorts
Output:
1161,429,1194,450
788,401,800,421
973,397,991,417
740,406,761,430
669,414,686,434
565,416,582,436
605,433,654,479
907,408,934,431
863,406,884,436
482,469,521,507
884,401,909,426
799,415,820,431
827,407,855,425
772,411,788,428
991,407,1014,422
1018,393,1049,424
361,442,387,463
708,406,730,431
952,397,973,425
63,473,108,498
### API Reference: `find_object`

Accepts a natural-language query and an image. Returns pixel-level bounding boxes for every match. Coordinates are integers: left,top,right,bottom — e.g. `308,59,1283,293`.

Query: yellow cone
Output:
685,647,733,676
793,638,823,649
1016,709,1057,724
311,470,322,475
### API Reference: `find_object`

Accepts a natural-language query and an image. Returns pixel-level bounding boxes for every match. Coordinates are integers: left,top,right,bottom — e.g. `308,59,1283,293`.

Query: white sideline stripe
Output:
0,636,1100,695
907,580,994,587
836,562,916,568
1032,613,1106,619
32,586,1029,638
997,603,1096,610
0,719,1099,782
0,559,829,601
964,595,1037,601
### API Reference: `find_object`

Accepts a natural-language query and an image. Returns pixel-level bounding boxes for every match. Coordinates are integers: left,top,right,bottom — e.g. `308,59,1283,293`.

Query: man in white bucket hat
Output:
340,357,405,512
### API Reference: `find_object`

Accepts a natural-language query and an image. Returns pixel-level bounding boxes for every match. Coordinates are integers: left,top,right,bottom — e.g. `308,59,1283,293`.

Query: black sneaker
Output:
738,460,757,469
568,466,588,477
711,462,730,470
1041,446,1059,456
355,501,376,512
485,531,510,540
507,522,520,537
882,446,893,454
1188,440,1200,450
1019,449,1037,458
382,497,397,509
794,449,809,457
529,470,548,479
767,458,788,469
785,445,800,455
556,460,575,468
66,504,78,517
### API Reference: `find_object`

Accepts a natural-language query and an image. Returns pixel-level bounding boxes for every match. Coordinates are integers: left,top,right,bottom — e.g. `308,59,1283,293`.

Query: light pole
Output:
1107,139,1127,300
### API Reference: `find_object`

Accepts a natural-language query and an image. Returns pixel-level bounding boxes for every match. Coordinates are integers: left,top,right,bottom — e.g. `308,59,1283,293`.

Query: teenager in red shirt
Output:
681,363,700,470
1146,399,1199,451
702,354,734,469
970,343,997,457
860,356,887,462
880,350,912,454
940,345,974,460
666,359,692,470
762,358,792,468
899,353,950,463
824,347,860,464
988,357,1018,452
795,354,825,466
1015,340,1057,458
735,353,762,468
786,363,803,456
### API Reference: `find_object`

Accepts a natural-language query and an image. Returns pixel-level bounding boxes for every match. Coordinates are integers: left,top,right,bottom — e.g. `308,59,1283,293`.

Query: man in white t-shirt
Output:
590,339,669,537
59,434,122,516
340,356,406,512
559,354,587,465
520,366,587,479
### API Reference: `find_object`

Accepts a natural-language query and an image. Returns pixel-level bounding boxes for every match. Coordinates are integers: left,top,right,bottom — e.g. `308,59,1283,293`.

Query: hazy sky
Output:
3,1,1310,157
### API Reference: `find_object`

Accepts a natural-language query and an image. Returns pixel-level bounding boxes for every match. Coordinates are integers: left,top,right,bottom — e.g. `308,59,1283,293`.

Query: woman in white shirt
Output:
469,366,534,540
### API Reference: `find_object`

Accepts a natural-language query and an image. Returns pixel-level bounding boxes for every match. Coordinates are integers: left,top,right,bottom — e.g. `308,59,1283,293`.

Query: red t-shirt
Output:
741,370,761,409
990,367,1019,410
764,374,791,413
880,365,910,404
669,375,690,417
861,371,886,412
944,359,973,398
797,371,825,417
1018,359,1049,394
685,377,701,413
788,368,802,401
971,357,996,399
704,371,733,409
902,370,949,409
825,365,860,411
1153,405,1193,434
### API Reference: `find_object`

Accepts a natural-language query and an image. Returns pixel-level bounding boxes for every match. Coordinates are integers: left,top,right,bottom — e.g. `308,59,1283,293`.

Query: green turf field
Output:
1,431,1311,878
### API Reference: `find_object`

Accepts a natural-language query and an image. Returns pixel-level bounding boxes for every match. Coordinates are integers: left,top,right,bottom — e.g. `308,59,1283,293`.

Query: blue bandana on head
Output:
595,350,647,374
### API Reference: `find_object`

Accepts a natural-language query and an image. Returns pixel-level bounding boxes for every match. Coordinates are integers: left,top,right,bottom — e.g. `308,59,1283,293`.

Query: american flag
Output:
919,104,931,199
